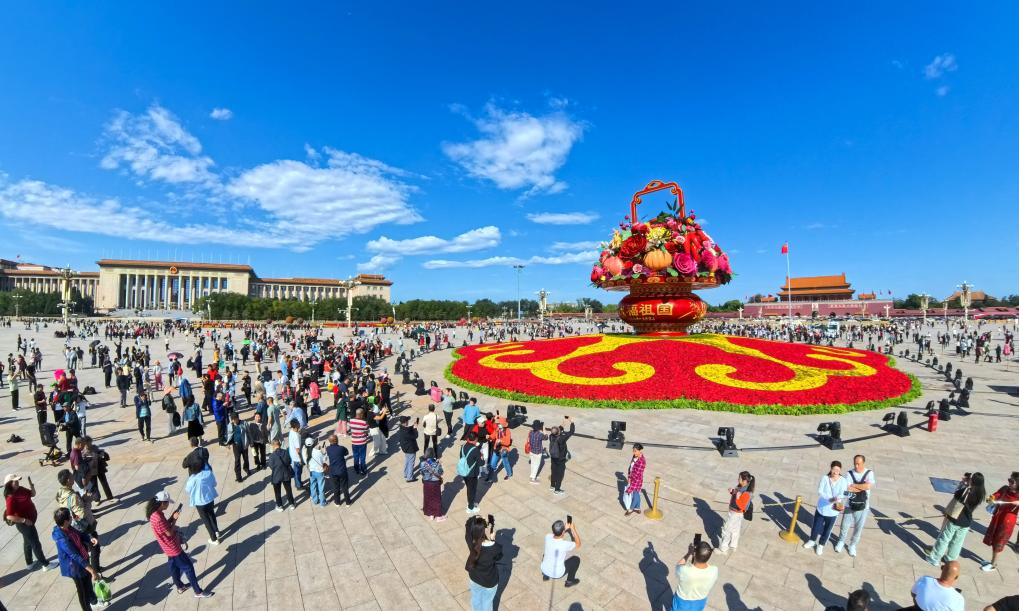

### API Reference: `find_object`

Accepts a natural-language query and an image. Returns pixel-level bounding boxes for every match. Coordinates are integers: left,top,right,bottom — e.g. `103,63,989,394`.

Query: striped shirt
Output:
348,418,369,445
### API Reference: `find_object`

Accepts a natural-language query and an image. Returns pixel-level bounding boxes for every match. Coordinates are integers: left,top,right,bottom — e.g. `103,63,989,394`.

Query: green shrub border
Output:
443,350,922,416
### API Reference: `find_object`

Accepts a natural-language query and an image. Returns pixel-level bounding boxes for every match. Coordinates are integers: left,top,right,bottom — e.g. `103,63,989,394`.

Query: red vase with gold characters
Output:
613,276,714,335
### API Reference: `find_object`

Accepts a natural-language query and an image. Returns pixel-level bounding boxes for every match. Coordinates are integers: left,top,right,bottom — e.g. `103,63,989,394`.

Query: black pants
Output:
137,416,151,440
195,502,219,541
82,525,101,570
443,411,453,432
422,434,439,457
72,574,96,610
36,409,46,426
216,420,227,444
330,475,350,505
15,522,47,566
550,459,567,491
273,481,295,508
252,443,266,468
465,476,478,509
95,472,113,501
232,444,250,480
563,556,581,581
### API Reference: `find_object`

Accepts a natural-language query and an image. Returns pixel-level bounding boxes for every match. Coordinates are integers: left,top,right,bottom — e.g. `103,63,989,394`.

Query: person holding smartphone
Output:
3,474,56,571
146,491,213,599
540,516,581,587
673,540,718,610
465,515,502,610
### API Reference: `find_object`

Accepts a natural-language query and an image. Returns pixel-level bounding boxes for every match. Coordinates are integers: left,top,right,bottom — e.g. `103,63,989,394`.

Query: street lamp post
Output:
206,295,216,322
57,266,75,334
512,264,524,320
919,293,930,327
11,294,22,319
883,304,891,319
466,304,473,325
310,299,317,325
738,306,743,321
957,281,972,326
339,277,361,327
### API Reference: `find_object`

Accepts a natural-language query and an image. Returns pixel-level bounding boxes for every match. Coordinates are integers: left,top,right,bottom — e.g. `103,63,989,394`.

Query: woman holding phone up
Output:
146,490,213,598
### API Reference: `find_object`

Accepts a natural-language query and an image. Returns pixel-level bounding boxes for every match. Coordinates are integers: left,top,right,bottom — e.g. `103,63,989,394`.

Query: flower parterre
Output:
591,199,733,288
446,334,920,415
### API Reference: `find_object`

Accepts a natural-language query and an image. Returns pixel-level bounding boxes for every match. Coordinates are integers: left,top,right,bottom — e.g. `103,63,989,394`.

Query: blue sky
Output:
1,2,1017,305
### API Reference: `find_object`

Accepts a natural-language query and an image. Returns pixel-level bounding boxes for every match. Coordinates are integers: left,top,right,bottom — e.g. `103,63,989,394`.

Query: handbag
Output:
944,487,967,520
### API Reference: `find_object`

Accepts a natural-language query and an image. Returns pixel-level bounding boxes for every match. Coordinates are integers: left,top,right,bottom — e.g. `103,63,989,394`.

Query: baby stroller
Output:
38,422,63,467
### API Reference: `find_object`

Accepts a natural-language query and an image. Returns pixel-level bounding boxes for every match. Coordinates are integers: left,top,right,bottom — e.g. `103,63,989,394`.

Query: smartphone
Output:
174,503,183,515
693,533,702,546
566,515,573,525
487,514,495,528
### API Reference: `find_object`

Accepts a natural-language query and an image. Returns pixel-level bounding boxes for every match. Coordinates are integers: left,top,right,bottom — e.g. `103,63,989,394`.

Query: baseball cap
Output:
305,438,314,446
4,474,22,485
154,490,172,504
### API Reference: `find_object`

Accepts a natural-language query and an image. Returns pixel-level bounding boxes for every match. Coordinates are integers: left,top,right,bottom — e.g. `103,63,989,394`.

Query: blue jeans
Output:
809,510,837,545
489,449,512,477
168,553,202,594
293,462,304,488
309,471,325,505
469,579,497,611
404,452,417,481
671,594,707,610
625,490,641,510
352,444,367,473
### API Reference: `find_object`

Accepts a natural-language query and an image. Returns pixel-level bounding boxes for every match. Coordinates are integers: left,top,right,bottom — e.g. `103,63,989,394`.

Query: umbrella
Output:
167,352,184,360
54,369,65,381
89,339,101,347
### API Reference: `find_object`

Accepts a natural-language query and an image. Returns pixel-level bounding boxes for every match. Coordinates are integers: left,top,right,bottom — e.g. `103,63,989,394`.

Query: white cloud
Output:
442,103,584,196
550,240,601,251
924,53,957,79
936,85,950,97
891,59,905,70
226,147,422,241
366,226,500,255
209,107,234,121
100,104,217,185
0,174,277,246
357,253,402,273
526,211,599,225
422,250,597,269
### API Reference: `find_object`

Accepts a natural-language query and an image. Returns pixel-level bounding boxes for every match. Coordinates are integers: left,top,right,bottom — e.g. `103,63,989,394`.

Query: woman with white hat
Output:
3,474,56,571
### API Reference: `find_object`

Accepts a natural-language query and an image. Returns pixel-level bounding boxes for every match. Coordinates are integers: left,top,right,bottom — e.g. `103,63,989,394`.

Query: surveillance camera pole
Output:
513,264,524,320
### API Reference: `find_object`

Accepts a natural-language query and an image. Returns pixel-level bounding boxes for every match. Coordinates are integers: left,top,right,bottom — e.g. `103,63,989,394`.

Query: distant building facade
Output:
744,272,891,317
1,257,392,312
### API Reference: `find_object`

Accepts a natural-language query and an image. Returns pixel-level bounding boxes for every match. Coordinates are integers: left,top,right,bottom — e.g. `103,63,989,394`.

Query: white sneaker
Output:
834,541,844,553
815,545,824,556
274,506,284,513
208,538,220,546
981,563,996,572
847,545,857,557
803,540,816,549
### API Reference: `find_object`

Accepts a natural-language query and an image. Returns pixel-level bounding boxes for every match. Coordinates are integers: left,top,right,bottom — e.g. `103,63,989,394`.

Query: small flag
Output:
781,243,789,255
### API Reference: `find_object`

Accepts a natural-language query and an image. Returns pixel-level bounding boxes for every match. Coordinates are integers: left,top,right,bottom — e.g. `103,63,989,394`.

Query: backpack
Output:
456,445,474,477
847,470,871,512
744,500,754,521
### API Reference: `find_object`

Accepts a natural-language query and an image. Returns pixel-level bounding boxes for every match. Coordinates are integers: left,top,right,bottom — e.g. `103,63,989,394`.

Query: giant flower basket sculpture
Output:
592,180,732,334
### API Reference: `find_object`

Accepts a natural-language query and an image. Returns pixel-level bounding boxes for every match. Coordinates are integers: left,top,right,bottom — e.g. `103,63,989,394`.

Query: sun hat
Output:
3,474,22,485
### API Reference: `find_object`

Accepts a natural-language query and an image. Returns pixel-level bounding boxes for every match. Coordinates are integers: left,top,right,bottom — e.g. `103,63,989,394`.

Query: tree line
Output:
0,289,95,317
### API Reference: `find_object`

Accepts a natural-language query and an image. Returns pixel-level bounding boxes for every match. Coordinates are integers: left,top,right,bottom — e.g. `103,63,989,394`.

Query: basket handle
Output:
629,180,685,223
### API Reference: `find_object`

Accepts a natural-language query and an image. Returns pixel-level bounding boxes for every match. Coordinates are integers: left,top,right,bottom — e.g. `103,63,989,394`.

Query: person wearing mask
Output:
268,439,296,511
927,472,985,566
672,541,719,610
835,455,875,557
526,421,547,484
623,443,646,516
419,448,445,521
324,435,351,506
52,507,103,610
803,461,849,555
982,471,1019,572
225,412,251,482
146,491,213,599
465,515,503,610
540,518,581,587
55,469,101,571
458,432,483,514
3,474,56,571
717,471,755,554
134,390,153,442
399,416,421,482
909,560,964,610
547,417,575,496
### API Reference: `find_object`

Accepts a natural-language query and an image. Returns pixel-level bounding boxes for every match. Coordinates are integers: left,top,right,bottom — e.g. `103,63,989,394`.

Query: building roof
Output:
777,288,854,297
944,290,992,302
354,274,393,286
256,277,342,287
857,292,876,300
1,269,98,278
782,273,850,290
96,259,254,272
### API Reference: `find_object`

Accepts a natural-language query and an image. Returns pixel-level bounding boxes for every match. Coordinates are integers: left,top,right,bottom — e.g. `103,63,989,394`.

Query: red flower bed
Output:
446,334,919,415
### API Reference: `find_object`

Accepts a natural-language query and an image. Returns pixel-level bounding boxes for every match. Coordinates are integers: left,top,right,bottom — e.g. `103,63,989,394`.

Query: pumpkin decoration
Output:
642,248,672,271
602,255,624,276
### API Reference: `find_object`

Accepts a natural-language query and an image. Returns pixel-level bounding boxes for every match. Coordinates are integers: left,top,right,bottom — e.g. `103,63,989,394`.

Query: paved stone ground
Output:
0,321,1016,610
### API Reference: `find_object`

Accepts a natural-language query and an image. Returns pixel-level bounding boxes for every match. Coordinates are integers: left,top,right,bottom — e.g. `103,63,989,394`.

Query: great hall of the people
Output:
0,258,391,312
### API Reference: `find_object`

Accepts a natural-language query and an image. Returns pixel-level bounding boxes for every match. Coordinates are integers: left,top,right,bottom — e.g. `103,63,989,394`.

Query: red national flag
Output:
781,243,789,255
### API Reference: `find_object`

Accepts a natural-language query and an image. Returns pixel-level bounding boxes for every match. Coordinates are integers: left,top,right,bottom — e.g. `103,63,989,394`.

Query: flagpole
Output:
786,245,793,341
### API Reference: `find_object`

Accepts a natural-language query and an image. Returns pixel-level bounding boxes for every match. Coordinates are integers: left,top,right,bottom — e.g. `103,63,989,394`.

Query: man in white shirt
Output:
540,519,581,587
910,560,964,611
835,454,875,557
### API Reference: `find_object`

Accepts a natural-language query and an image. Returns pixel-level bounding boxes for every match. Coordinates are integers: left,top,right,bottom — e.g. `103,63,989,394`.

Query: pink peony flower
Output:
673,253,697,275
591,266,604,283
631,264,647,275
701,248,718,272
717,253,732,274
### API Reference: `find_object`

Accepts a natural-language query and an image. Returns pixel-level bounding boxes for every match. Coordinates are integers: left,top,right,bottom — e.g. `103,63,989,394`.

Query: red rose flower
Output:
664,241,678,254
619,235,647,259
